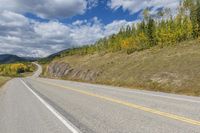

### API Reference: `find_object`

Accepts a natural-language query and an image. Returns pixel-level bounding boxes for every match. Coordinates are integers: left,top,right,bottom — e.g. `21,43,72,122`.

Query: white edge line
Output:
57,80,200,104
39,79,200,104
78,83,200,103
20,79,80,133
122,90,200,104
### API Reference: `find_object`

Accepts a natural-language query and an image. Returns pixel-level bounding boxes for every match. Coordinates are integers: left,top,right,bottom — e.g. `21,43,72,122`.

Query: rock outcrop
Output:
47,62,100,81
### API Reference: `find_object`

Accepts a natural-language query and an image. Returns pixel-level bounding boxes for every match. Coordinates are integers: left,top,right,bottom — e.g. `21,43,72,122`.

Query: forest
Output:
40,0,200,63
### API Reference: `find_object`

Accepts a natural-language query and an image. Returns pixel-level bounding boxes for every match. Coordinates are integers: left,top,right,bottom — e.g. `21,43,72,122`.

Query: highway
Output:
0,63,200,133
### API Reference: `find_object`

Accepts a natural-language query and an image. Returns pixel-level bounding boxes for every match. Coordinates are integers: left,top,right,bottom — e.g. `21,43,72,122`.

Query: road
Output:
0,63,200,133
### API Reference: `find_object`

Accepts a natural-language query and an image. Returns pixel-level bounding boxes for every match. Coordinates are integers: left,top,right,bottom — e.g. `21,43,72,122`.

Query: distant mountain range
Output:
0,54,28,64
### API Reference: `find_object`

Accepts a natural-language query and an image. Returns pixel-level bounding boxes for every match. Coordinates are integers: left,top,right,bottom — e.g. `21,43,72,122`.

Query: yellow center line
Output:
33,79,200,126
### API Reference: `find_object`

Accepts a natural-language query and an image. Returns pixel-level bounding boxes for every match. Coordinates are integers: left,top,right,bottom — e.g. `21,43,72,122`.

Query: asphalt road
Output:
0,63,200,133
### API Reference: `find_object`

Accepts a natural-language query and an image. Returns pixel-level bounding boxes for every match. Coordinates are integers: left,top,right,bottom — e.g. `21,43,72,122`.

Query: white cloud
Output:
72,20,88,26
104,20,134,36
87,0,99,9
0,11,73,57
0,10,28,27
70,18,103,45
34,22,70,39
70,17,135,46
108,0,180,15
0,11,135,57
0,0,87,19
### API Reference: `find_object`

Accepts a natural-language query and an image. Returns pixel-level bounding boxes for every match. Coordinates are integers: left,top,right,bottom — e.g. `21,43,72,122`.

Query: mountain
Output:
0,54,27,64
39,49,71,64
22,56,39,62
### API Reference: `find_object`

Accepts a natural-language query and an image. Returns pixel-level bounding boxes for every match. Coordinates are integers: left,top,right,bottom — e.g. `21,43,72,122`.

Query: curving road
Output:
0,63,200,133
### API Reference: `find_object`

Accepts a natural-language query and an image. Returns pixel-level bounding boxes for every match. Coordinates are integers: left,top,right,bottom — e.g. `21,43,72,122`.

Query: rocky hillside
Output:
42,40,200,96
47,62,100,81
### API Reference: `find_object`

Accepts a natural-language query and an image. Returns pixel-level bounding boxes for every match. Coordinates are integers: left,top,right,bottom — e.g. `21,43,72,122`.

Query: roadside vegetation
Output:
0,63,36,87
43,40,200,96
0,63,36,77
41,0,200,96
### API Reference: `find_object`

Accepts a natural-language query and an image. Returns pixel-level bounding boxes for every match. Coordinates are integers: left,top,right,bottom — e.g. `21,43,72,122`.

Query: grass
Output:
0,76,11,88
43,39,200,96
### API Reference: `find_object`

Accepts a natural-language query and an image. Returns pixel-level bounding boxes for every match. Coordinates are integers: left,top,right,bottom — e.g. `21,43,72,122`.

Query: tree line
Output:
0,63,35,77
40,0,200,63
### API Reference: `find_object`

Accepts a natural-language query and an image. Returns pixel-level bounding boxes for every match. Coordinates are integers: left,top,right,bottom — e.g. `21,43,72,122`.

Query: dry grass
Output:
44,40,200,96
0,77,11,88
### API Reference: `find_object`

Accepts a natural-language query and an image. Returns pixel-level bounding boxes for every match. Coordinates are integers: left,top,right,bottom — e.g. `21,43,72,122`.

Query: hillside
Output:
40,1,200,96
42,40,200,96
0,54,27,64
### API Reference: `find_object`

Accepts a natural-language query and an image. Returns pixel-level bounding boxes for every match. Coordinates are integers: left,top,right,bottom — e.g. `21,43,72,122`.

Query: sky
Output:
0,0,180,57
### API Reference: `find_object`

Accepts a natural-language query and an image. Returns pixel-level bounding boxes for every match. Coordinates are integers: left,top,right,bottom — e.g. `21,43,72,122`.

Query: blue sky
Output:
24,1,140,25
0,0,180,57
61,1,140,25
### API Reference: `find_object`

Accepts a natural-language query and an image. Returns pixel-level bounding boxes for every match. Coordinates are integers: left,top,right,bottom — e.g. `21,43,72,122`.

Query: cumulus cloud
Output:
104,20,135,36
108,0,180,15
0,0,87,19
0,11,134,57
0,11,72,57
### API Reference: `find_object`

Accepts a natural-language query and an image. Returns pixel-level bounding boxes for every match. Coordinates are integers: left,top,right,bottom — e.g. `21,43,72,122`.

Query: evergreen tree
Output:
196,1,200,36
147,18,157,46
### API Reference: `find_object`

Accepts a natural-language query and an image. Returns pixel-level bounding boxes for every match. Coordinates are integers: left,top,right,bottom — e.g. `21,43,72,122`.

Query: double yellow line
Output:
34,79,200,126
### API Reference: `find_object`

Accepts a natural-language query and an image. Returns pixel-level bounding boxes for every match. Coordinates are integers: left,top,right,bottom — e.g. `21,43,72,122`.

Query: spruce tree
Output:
196,0,200,36
147,18,157,46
